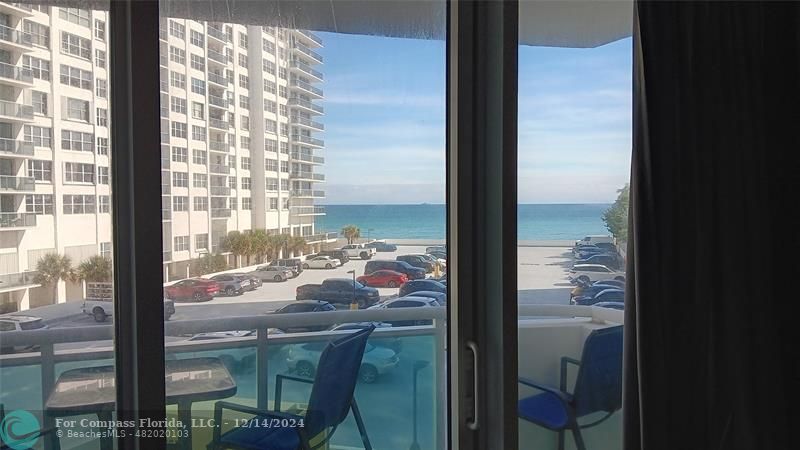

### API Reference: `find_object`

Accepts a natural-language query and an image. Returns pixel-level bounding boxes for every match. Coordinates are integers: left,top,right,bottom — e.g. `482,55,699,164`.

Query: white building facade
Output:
0,3,328,312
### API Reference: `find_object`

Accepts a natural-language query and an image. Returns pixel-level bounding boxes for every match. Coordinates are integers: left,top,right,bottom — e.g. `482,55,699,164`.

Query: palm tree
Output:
76,255,112,282
33,253,74,304
249,229,272,263
273,234,290,259
286,236,308,257
221,231,252,268
341,225,361,244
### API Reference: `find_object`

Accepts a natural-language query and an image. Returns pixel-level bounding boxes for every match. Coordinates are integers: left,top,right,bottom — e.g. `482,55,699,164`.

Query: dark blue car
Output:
573,288,625,306
365,241,398,252
399,279,447,297
403,290,447,305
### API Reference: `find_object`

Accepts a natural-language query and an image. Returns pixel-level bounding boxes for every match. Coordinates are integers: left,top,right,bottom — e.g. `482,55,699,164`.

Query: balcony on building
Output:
0,212,36,230
211,208,231,218
0,138,34,158
209,185,231,196
292,205,326,216
289,79,324,99
209,140,229,153
208,117,229,131
0,175,35,192
293,29,323,48
209,162,230,174
207,48,229,66
290,151,324,165
0,2,35,16
290,170,325,182
0,62,33,87
291,134,324,148
0,25,33,52
207,71,231,88
0,100,34,122
290,189,325,199
287,98,324,116
207,24,229,44
292,42,323,64
289,60,324,82
290,115,324,131
208,93,229,109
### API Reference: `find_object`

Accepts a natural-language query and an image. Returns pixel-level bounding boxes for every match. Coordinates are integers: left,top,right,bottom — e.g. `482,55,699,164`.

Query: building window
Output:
195,234,209,251
31,91,47,116
63,195,96,214
279,86,287,98
97,167,109,184
171,146,188,162
191,78,205,95
26,194,54,215
228,177,237,189
265,119,276,133
280,161,289,173
242,178,251,190
96,108,108,127
24,21,50,48
191,102,204,119
59,8,91,27
266,178,278,191
265,159,278,171
279,68,287,80
23,56,50,80
170,71,186,89
172,172,188,187
171,121,187,138
241,115,250,130
190,54,204,71
280,123,288,136
280,142,289,154
169,46,186,64
190,30,204,47
169,20,185,39
269,197,278,210
61,32,91,60
238,53,247,68
95,49,106,68
174,236,189,252
241,157,251,170
239,95,249,109
239,74,249,89
59,65,92,89
65,98,90,122
27,160,52,182
280,179,289,191
238,32,248,49
193,173,207,188
240,136,250,149
242,198,252,210
264,100,276,113
97,137,109,155
96,79,107,98
99,242,112,259
172,196,188,211
263,59,275,74
95,19,106,41
279,104,287,117
229,197,237,211
171,97,187,114
263,39,275,54
98,196,110,213
192,149,207,165
265,139,277,153
191,125,206,141
61,130,94,152
264,80,276,93
25,125,52,148
193,197,208,211
64,162,95,183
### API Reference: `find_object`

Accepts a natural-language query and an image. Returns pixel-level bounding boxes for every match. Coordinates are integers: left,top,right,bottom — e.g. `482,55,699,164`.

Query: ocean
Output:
316,204,611,240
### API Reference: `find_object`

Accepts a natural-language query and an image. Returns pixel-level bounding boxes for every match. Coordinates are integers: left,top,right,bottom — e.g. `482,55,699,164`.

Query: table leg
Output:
177,401,192,450
96,411,114,450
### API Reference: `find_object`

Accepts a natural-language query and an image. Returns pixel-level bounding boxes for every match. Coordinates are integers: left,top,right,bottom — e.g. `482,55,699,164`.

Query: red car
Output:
356,270,409,288
164,278,219,302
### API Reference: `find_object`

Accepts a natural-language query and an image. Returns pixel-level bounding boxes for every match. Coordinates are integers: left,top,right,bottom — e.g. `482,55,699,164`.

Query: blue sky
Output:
317,32,632,204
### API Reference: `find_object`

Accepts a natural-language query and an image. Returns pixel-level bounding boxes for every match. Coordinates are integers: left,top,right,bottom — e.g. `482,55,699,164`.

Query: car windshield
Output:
19,319,45,330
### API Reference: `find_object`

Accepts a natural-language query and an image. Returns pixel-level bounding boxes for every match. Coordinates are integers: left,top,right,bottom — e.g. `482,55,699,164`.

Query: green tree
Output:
249,229,273,263
602,184,630,242
285,236,308,257
221,230,252,267
76,255,113,282
189,254,229,277
272,234,290,260
33,253,74,303
341,225,361,244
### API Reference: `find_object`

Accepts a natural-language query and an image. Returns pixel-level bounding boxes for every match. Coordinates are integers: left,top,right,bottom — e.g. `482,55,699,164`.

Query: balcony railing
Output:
0,212,36,229
211,208,231,218
208,95,228,108
0,270,38,290
210,185,230,196
289,79,323,98
0,138,34,156
295,30,323,47
290,189,325,198
290,170,325,182
0,25,32,47
304,231,339,242
289,60,324,81
0,62,32,83
0,100,34,120
287,98,324,115
0,175,35,192
290,116,324,131
208,72,230,87
207,26,229,43
207,49,228,64
208,117,229,130
209,141,228,152
209,163,230,174
291,135,324,147
292,43,323,63
290,151,324,164
292,206,326,215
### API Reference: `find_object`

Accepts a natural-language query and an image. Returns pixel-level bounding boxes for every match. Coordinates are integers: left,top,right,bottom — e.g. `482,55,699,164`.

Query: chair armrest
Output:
560,357,581,393
275,373,313,412
518,377,572,404
212,401,303,443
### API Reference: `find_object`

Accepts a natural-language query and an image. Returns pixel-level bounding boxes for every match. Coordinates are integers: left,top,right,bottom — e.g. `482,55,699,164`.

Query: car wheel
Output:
303,263,310,269
274,275,283,282
93,308,107,323
193,292,203,302
296,361,315,378
360,252,370,260
325,263,332,269
358,298,366,309
577,275,590,284
359,364,378,384
614,276,626,282
387,280,398,288
225,286,235,296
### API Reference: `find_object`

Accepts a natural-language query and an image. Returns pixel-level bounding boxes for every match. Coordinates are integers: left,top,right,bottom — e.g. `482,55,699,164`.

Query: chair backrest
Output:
572,325,624,417
304,325,375,438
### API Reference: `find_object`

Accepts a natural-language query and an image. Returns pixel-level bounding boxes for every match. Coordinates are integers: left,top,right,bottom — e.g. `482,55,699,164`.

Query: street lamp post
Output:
347,269,358,310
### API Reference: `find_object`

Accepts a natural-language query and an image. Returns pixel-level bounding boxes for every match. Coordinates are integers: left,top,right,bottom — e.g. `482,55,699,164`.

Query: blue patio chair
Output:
209,325,375,450
518,325,623,450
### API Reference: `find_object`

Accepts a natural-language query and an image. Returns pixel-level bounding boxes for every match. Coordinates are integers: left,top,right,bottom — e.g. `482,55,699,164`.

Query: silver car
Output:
285,340,399,383
248,265,292,282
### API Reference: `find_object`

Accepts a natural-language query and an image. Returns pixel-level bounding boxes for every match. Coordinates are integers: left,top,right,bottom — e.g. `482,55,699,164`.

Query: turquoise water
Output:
317,204,611,240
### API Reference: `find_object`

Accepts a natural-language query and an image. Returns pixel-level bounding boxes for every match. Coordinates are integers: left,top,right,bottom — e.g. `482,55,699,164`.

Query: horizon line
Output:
318,202,614,206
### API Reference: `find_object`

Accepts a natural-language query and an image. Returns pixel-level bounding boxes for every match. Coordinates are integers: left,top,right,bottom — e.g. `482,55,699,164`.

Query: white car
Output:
0,315,46,353
285,340,399,383
248,265,293,282
340,243,376,260
82,298,175,322
302,256,341,269
574,235,615,247
568,264,625,284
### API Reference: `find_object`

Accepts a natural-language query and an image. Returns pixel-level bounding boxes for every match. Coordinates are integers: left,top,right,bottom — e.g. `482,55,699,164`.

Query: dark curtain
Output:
626,2,799,449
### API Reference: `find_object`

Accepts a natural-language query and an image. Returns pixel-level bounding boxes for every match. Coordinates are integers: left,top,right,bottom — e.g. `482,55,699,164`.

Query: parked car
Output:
428,250,448,261
248,265,292,282
330,322,403,353
573,288,625,306
364,260,426,280
82,298,176,322
593,279,625,290
594,301,625,310
229,272,262,290
285,340,399,383
340,243,377,260
419,253,446,270
164,278,219,301
356,270,409,288
570,283,622,300
594,242,618,252
369,296,439,327
209,274,248,296
268,258,304,276
573,245,607,258
365,240,398,252
302,256,341,270
426,246,447,254
399,279,447,297
270,300,336,332
295,279,380,307
574,235,615,247
403,291,447,305
568,264,625,284
315,250,351,265
396,255,434,273
0,316,46,354
575,253,621,270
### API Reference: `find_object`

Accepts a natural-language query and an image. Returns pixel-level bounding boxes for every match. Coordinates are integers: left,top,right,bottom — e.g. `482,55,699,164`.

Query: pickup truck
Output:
82,298,175,322
295,278,380,308
339,244,376,260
